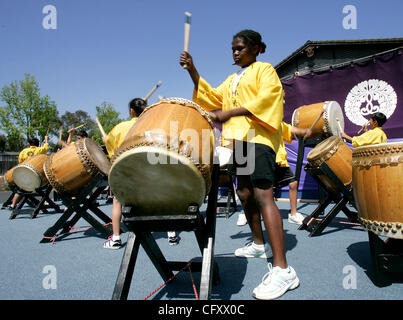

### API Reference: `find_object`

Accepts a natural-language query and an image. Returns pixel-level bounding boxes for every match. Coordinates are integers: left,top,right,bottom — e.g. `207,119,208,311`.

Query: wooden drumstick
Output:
303,110,323,140
336,118,346,142
58,127,63,141
357,121,370,134
95,116,107,138
183,11,192,69
144,81,162,101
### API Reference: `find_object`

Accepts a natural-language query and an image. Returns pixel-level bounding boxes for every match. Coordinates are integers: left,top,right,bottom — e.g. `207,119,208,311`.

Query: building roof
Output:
275,38,403,71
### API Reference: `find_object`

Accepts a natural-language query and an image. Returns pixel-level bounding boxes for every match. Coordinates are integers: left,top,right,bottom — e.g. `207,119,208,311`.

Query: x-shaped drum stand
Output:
112,164,220,300
40,173,112,243
299,162,358,237
7,184,62,219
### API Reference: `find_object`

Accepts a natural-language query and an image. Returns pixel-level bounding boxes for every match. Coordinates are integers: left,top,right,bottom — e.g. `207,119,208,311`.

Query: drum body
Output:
352,142,403,239
5,166,17,186
292,101,344,138
44,138,111,195
109,97,215,215
12,154,48,192
307,136,352,192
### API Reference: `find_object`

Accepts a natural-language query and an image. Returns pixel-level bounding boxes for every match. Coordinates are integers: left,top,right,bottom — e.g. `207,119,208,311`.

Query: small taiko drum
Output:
109,97,215,215
292,101,344,138
12,154,48,192
352,142,403,239
44,138,111,195
307,136,352,192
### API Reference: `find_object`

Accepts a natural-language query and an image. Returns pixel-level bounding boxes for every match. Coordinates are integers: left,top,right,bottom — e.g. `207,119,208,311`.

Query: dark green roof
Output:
275,38,403,70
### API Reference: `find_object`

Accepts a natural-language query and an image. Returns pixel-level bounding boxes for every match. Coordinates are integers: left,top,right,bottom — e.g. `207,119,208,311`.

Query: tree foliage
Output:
92,102,122,145
0,74,60,151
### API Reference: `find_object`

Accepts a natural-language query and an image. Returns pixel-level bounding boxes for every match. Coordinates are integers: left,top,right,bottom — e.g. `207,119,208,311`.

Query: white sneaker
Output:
253,263,300,300
234,242,272,259
236,212,247,226
288,212,305,225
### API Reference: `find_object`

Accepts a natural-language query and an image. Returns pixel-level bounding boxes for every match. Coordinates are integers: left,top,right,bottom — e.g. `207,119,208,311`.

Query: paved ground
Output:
0,190,402,301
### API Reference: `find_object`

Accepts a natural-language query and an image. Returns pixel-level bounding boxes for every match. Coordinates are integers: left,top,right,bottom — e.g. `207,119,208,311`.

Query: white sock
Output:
167,231,176,237
252,242,265,250
112,235,120,241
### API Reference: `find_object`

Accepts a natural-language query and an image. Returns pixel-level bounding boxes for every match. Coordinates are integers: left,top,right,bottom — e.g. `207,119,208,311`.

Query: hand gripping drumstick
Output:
183,11,192,69
357,121,370,134
95,116,107,138
143,81,162,102
69,123,86,133
303,110,324,140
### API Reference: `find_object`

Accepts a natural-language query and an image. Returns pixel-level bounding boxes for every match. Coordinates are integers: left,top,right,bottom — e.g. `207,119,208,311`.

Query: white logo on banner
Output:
344,79,397,125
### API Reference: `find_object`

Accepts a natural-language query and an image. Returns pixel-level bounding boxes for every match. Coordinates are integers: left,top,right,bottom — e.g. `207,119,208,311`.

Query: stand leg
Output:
112,232,142,300
368,231,391,287
298,196,333,230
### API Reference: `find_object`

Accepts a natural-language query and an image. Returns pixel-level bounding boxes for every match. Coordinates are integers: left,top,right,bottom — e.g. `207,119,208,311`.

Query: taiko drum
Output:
12,154,48,192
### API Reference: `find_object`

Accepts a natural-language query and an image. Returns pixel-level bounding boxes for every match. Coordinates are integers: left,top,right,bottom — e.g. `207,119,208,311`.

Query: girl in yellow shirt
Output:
180,29,299,300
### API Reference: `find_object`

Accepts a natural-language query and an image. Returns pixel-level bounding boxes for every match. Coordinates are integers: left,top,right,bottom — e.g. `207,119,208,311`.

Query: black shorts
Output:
274,165,297,189
228,140,276,189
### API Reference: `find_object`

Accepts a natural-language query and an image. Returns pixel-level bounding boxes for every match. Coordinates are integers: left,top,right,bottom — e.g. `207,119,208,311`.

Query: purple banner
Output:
282,49,403,138
276,49,403,199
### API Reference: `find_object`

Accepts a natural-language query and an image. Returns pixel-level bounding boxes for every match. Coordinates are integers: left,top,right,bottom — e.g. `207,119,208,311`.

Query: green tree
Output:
59,110,96,142
92,102,121,145
0,74,60,151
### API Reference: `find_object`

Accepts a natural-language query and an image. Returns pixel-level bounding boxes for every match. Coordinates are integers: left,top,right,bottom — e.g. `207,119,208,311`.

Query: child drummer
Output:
341,112,387,147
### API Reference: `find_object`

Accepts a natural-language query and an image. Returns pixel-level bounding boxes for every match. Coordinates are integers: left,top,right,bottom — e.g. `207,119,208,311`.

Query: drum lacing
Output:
143,260,199,300
308,138,344,168
76,138,101,176
352,145,403,167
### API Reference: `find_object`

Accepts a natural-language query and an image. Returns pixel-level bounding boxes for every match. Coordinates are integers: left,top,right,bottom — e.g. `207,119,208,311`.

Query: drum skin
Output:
307,136,352,192
109,97,215,215
12,154,48,192
352,142,403,239
292,101,344,138
44,138,110,195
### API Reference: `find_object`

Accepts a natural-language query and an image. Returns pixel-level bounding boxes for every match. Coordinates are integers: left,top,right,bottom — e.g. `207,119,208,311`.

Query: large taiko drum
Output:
12,154,48,192
307,136,352,192
352,142,403,239
44,138,111,195
292,101,344,138
109,97,215,215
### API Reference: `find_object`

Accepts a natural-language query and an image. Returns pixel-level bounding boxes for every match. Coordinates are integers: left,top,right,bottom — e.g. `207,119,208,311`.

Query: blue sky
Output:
0,0,402,122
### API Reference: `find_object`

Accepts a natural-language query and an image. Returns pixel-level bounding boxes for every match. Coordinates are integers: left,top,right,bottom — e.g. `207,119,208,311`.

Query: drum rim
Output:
12,164,43,191
81,138,111,175
324,101,344,136
307,136,342,162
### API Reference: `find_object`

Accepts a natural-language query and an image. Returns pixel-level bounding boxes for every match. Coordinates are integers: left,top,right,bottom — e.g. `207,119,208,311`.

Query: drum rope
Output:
42,222,112,244
143,260,199,300
308,217,361,227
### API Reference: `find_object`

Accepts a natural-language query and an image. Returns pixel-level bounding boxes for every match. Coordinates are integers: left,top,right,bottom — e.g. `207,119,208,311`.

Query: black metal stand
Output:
298,162,358,237
216,168,237,219
367,232,403,287
8,184,62,219
112,163,220,300
40,173,112,243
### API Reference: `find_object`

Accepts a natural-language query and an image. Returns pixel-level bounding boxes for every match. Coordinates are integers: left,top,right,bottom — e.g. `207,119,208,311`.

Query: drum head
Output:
12,165,42,192
84,138,111,175
307,136,341,161
109,146,206,215
324,101,344,136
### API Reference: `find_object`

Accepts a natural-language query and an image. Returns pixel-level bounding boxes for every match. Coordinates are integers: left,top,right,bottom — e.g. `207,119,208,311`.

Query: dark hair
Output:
371,112,387,127
28,138,39,147
233,29,267,55
76,130,88,138
129,98,147,117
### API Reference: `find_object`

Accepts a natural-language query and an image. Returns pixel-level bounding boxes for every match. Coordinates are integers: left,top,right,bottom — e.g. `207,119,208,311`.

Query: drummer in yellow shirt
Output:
275,122,311,225
341,112,388,147
181,29,300,300
9,136,49,209
102,98,147,250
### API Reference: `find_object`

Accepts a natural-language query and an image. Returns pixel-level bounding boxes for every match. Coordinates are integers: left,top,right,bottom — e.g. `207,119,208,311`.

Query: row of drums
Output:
3,98,403,240
292,101,403,240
